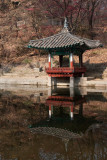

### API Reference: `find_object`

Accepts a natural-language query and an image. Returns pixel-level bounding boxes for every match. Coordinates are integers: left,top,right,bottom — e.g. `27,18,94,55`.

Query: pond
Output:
0,85,107,160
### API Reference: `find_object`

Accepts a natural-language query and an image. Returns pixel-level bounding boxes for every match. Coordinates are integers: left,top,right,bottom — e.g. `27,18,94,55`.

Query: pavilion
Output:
28,18,102,87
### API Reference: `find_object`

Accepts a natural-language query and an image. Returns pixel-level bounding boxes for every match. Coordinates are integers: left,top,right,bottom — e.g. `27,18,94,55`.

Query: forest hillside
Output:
0,0,107,65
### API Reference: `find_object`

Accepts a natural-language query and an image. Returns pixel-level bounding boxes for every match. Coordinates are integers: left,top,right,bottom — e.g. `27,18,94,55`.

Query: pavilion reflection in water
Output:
0,87,107,160
30,87,105,160
31,87,99,136
46,87,85,120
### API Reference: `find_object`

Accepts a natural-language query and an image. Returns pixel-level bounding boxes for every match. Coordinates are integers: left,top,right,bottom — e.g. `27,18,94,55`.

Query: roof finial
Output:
61,17,69,33
64,17,68,28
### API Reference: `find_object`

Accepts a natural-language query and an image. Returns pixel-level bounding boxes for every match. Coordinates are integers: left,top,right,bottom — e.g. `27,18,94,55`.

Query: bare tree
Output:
85,0,102,31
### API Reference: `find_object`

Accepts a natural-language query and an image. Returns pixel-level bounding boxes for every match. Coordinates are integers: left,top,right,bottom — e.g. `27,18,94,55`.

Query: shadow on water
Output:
0,86,107,160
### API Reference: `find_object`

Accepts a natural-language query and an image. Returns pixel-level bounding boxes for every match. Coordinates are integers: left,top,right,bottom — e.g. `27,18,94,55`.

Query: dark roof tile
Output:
28,27,102,52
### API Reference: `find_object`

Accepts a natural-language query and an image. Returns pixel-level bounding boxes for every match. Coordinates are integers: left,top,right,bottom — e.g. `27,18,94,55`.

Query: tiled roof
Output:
28,30,102,50
28,18,102,52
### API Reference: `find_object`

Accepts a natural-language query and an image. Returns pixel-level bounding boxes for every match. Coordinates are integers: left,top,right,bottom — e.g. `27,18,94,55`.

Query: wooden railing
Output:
46,96,85,107
45,67,74,73
45,67,86,77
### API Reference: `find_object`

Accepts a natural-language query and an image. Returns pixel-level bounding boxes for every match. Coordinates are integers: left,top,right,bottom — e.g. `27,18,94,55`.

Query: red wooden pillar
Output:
70,103,74,120
48,54,51,68
49,105,51,118
70,53,73,68
49,105,53,118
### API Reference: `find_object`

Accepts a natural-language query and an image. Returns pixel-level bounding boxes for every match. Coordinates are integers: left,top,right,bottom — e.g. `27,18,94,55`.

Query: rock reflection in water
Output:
0,86,107,160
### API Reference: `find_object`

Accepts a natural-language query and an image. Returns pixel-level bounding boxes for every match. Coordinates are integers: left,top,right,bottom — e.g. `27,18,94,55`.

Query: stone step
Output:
87,77,95,81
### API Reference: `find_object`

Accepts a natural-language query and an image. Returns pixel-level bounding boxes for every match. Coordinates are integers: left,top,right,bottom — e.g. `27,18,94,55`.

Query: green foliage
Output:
92,52,98,55
53,60,59,65
23,100,33,106
22,58,32,64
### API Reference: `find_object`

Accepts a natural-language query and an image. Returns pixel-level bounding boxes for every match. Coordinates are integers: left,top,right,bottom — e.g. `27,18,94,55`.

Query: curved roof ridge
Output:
82,37,100,42
28,26,103,52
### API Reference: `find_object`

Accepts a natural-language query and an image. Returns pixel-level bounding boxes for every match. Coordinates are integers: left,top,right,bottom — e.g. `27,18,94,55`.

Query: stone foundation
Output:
48,77,87,87
0,75,107,88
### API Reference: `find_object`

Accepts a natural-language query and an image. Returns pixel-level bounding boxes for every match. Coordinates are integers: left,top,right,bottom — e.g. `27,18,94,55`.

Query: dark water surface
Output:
0,86,107,160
